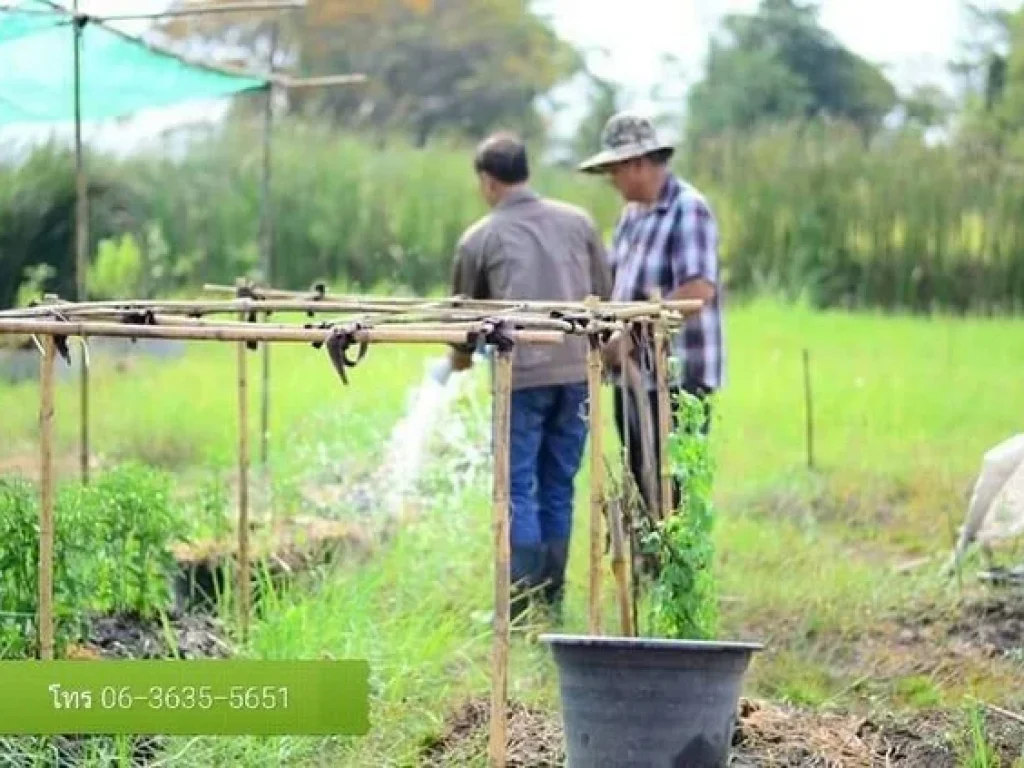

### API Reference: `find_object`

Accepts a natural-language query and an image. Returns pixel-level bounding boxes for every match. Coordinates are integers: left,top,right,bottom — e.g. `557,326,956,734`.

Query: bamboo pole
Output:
90,1,307,22
200,284,705,316
619,326,641,636
608,492,632,636
624,355,659,523
258,24,277,476
0,302,603,331
803,348,815,471
489,349,513,768
585,297,603,636
237,305,252,643
651,291,674,521
279,74,368,88
39,335,56,660
72,1,89,486
62,309,599,335
0,319,565,347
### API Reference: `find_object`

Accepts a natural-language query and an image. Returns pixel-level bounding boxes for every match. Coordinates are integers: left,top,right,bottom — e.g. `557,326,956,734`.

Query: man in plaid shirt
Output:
578,112,724,516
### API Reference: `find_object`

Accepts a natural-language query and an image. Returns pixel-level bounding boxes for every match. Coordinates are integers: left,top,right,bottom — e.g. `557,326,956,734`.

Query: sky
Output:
540,0,1018,143
2,0,1020,151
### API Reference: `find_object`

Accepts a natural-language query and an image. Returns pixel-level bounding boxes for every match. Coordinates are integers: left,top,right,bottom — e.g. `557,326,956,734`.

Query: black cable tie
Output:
479,318,515,354
49,314,72,365
307,282,326,316
305,321,330,349
236,283,256,301
324,323,369,385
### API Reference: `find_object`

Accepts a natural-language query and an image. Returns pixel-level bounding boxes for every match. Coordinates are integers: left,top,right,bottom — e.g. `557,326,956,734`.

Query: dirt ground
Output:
420,698,566,767
416,586,1024,766
69,611,233,660
419,695,1024,767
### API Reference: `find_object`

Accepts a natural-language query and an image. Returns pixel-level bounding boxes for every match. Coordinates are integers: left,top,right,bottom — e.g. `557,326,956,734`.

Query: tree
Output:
153,0,582,146
570,72,624,164
899,84,955,130
685,0,898,142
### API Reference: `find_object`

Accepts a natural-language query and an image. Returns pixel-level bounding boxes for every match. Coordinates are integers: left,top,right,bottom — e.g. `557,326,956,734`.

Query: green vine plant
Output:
639,386,719,641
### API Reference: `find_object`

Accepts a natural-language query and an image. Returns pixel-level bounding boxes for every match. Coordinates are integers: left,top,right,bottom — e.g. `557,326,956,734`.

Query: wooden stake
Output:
619,328,640,637
803,348,815,471
607,488,632,636
651,292,673,520
39,335,56,660
73,2,90,486
237,313,251,643
489,349,512,768
258,23,277,477
585,297,603,636
624,354,659,522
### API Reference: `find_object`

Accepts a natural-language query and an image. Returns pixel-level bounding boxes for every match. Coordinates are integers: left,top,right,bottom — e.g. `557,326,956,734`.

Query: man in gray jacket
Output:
448,131,613,625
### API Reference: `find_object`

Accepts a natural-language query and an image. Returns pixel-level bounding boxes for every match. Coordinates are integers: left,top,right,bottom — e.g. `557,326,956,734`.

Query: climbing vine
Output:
641,389,719,640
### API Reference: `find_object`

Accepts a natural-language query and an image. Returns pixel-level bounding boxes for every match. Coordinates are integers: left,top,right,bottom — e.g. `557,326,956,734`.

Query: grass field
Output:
2,297,1024,765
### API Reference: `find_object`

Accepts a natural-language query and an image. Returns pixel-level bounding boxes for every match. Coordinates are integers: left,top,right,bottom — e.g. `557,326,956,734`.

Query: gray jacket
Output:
450,188,613,390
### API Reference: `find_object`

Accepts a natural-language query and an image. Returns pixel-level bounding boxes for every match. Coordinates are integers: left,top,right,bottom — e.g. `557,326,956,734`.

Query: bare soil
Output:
68,611,232,660
420,698,565,767
419,696,1024,767
730,697,1024,767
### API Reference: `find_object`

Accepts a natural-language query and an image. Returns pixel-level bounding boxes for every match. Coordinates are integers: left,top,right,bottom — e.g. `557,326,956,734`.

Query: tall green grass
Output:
689,121,1024,313
7,116,1024,314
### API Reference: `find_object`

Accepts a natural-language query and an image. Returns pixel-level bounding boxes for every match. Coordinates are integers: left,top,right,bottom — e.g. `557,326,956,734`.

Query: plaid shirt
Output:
608,173,724,392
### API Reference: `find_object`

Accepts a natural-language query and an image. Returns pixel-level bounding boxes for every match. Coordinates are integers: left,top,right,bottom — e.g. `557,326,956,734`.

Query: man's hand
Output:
450,348,474,372
667,278,716,304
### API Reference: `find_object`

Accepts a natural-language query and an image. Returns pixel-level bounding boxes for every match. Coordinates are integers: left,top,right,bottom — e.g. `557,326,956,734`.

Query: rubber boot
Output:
509,545,545,628
541,539,570,626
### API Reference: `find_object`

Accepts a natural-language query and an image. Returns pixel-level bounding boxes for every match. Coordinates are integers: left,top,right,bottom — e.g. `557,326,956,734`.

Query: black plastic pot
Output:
540,634,763,768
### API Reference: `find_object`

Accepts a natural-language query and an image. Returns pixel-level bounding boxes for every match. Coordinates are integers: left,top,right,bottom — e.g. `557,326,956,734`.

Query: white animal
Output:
948,433,1024,573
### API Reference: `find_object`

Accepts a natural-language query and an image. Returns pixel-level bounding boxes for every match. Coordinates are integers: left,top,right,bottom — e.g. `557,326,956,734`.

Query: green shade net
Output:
0,0,267,125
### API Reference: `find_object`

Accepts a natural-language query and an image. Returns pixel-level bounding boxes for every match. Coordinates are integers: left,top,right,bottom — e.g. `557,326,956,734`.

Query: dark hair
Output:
474,132,529,184
646,148,675,167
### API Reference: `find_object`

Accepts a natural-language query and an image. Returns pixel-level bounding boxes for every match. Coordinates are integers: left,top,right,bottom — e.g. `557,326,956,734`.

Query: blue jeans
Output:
508,382,589,549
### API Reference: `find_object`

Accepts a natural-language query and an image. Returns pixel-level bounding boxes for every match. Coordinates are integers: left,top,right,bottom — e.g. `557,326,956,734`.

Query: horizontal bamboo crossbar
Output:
200,283,704,317
5,307,622,334
0,318,565,346
0,301,683,333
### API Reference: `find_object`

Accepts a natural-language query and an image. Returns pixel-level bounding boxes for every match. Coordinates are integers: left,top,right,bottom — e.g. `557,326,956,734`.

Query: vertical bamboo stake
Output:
39,335,56,660
803,348,815,471
237,309,251,643
258,24,278,476
489,349,512,768
73,5,90,486
585,298,603,636
651,291,673,520
619,327,641,636
607,480,632,636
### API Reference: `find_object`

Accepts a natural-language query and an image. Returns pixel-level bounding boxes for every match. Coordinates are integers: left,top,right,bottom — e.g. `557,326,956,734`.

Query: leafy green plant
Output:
640,390,719,640
0,478,93,657
81,463,187,619
91,233,143,300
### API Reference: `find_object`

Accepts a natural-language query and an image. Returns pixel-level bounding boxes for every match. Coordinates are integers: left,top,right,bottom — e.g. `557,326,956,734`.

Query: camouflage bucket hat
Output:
577,112,675,173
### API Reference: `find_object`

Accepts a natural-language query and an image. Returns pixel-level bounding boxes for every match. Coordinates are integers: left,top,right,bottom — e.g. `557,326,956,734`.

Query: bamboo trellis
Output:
0,286,699,768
